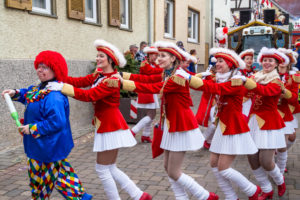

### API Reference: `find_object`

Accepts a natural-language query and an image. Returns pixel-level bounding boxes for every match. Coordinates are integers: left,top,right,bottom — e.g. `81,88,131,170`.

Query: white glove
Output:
175,68,191,80
46,82,64,91
199,71,212,77
231,75,246,82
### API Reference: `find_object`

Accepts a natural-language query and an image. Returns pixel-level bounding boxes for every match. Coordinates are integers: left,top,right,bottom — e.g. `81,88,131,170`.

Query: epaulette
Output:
104,78,119,88
271,78,284,90
140,60,148,68
171,75,186,87
292,74,300,83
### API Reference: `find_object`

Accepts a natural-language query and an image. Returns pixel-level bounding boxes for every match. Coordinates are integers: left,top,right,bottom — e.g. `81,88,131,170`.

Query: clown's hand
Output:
231,75,246,82
175,68,191,80
46,82,64,91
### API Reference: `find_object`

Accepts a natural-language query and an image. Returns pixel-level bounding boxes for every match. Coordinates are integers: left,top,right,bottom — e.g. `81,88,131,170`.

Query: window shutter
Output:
67,0,85,20
108,0,120,27
6,0,32,11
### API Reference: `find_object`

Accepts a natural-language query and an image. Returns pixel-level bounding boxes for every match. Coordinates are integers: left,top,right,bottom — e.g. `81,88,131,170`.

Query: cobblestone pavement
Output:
0,90,300,200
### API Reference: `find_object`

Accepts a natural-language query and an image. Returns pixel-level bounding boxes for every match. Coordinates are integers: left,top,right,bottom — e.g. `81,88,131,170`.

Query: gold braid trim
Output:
244,78,257,90
122,80,136,91
123,72,131,80
288,104,295,113
61,83,75,97
103,78,119,88
292,75,300,83
231,79,243,86
277,109,285,118
189,76,203,89
171,75,186,87
282,89,292,99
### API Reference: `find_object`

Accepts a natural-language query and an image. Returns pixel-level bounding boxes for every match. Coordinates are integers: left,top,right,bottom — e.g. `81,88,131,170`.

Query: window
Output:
32,0,51,15
120,0,130,29
85,0,98,23
222,21,227,27
188,9,199,43
164,0,174,38
215,18,220,35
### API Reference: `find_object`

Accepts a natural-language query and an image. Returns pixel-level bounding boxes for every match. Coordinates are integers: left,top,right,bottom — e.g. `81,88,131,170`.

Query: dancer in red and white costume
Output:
117,41,218,200
232,47,289,199
131,46,163,143
178,48,261,200
276,48,300,174
46,40,151,200
239,49,256,121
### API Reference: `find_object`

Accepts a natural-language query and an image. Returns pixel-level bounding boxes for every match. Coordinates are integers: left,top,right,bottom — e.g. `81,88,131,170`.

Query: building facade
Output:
0,0,152,151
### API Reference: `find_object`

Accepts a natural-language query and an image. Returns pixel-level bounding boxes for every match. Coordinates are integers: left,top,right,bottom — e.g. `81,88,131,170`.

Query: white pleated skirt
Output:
242,99,252,117
160,122,204,152
137,94,160,109
209,124,258,155
291,114,299,129
248,115,286,149
282,121,295,135
93,129,137,152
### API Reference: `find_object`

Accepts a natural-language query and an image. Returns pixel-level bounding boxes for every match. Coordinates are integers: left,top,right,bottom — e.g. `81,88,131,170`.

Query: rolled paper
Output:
4,93,16,113
4,93,21,127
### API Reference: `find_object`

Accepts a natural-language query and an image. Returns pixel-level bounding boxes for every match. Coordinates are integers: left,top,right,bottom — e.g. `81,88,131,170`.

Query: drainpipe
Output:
211,0,214,47
148,0,153,45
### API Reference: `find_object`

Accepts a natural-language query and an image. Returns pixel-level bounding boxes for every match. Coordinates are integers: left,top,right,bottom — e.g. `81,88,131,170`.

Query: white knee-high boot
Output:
168,176,189,200
176,173,209,200
276,151,288,174
252,167,272,193
132,116,151,134
109,164,143,200
142,120,152,137
211,168,238,200
219,168,256,197
95,164,121,200
267,165,284,185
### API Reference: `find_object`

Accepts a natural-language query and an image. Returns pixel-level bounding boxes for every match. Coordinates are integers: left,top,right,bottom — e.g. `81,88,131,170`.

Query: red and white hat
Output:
239,49,255,59
210,48,246,69
144,46,159,54
216,27,228,45
295,41,300,48
94,39,126,68
257,47,289,65
278,48,297,65
154,41,189,61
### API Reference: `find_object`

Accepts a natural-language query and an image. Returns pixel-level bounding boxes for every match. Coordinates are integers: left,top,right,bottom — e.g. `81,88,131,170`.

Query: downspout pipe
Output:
148,0,153,45
211,0,214,47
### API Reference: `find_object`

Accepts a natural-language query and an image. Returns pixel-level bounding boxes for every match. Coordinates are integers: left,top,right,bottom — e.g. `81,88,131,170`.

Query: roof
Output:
272,0,300,18
228,20,289,35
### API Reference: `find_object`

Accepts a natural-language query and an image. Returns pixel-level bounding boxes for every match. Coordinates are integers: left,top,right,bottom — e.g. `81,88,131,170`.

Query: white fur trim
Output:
292,67,298,72
257,47,289,66
278,48,297,64
143,46,158,54
239,49,254,59
209,48,246,69
154,41,188,61
94,39,127,68
189,55,197,63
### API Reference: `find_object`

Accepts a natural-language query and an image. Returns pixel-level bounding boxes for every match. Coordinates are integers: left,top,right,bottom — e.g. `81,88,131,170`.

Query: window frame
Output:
32,0,52,15
120,0,130,29
164,0,174,38
187,8,199,43
222,21,227,27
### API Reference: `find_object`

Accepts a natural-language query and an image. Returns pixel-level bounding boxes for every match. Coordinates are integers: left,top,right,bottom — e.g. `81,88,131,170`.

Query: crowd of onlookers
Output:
125,41,200,73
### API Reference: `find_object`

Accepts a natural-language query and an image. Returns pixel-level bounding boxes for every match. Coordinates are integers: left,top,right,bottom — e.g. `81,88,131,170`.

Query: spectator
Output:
176,41,186,51
295,41,300,71
187,49,197,73
135,41,147,62
125,44,138,59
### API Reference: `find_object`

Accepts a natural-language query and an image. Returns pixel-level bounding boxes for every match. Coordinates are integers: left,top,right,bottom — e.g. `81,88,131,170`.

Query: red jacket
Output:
289,74,300,114
195,76,216,127
194,80,250,135
127,73,198,132
249,79,285,130
277,74,298,122
65,71,129,133
137,60,163,104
